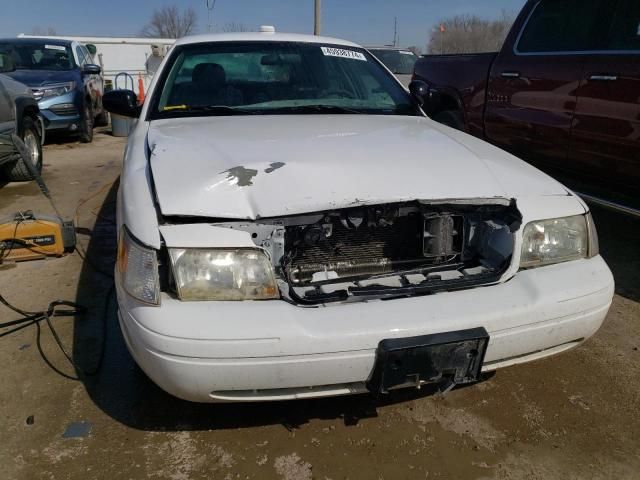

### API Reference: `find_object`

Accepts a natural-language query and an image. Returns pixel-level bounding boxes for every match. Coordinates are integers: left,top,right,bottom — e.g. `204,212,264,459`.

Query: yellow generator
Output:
0,211,76,262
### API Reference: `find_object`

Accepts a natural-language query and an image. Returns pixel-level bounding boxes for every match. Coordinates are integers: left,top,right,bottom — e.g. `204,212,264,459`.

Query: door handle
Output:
589,74,618,81
501,71,521,79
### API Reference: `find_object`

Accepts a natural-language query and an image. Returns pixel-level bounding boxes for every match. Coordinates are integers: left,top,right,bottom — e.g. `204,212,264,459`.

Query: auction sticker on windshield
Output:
321,46,366,61
45,45,66,51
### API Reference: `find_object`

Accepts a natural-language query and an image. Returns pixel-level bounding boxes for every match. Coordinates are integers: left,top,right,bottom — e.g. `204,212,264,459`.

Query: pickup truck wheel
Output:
79,103,94,143
433,110,464,131
3,117,43,182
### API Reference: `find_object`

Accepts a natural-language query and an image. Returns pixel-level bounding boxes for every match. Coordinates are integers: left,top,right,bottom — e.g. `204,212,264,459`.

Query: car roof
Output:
174,31,361,48
0,38,73,46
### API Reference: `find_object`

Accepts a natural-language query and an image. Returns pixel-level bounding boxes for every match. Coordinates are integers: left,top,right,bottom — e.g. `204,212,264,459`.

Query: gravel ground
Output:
1,130,638,480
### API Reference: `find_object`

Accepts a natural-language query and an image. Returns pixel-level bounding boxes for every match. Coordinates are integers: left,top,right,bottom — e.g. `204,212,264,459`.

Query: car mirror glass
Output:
408,80,429,106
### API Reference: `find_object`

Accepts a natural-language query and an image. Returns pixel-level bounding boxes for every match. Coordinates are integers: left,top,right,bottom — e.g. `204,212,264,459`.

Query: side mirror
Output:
83,64,101,75
409,80,442,114
408,80,429,106
0,53,15,73
103,89,140,118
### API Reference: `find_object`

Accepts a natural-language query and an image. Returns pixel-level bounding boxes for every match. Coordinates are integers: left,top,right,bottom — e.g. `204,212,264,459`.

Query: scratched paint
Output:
223,166,259,187
265,162,285,173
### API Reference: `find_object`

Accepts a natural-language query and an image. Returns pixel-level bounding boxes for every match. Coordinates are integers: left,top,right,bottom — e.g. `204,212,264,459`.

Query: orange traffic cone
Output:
137,73,145,104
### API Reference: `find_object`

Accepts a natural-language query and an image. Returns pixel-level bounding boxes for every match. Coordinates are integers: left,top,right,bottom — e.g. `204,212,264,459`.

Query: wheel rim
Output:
23,130,40,167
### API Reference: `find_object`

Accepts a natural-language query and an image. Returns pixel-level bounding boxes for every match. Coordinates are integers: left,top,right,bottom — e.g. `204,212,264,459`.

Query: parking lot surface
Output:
1,131,639,480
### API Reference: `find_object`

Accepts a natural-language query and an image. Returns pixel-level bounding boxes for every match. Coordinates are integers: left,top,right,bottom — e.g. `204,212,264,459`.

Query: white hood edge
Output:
148,115,568,220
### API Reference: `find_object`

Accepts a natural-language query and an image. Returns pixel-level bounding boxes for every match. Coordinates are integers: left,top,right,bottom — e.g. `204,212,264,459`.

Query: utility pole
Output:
206,0,216,33
393,17,397,47
314,0,321,35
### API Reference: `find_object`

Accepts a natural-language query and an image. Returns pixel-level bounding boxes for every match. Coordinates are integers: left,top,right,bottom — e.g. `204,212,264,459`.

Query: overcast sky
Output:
0,0,526,49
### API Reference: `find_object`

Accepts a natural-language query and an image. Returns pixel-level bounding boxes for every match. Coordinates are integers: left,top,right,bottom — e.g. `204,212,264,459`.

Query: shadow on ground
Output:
71,182,638,431
44,128,111,146
589,204,640,302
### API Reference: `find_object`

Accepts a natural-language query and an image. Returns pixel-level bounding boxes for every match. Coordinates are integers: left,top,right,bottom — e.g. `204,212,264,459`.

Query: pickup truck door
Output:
569,0,640,196
484,0,613,170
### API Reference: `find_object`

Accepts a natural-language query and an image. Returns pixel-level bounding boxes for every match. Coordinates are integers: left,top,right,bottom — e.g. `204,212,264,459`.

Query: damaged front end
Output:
161,199,522,305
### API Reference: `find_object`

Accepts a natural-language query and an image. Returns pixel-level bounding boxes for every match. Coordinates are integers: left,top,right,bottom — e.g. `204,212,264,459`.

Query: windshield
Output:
0,42,75,71
151,41,416,118
368,49,418,75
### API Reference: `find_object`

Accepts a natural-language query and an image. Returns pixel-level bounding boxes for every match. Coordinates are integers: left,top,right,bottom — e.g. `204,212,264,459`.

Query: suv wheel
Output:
79,102,94,143
3,116,43,182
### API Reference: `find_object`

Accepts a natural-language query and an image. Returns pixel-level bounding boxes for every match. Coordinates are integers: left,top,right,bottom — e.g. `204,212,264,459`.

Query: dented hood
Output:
148,115,567,219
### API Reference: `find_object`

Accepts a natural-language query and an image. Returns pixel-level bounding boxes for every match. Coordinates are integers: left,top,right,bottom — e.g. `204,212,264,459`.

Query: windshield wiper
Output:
267,105,364,114
160,105,253,116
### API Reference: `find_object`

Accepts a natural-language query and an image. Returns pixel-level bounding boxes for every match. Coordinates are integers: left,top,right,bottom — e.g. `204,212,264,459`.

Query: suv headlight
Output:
117,227,160,305
169,248,279,301
520,213,599,268
41,81,75,99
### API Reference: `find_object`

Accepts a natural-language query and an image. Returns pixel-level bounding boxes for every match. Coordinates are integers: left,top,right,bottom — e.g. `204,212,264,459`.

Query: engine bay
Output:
198,200,522,304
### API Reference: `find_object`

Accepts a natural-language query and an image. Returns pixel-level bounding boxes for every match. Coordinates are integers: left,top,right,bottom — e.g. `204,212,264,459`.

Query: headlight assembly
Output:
168,248,279,301
117,227,160,305
40,81,75,99
520,213,598,268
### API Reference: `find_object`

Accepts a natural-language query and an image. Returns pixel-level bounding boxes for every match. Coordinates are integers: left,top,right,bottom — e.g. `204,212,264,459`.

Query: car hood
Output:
4,69,75,87
148,115,567,219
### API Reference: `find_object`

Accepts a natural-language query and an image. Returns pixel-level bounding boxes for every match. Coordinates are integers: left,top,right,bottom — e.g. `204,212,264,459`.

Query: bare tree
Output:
31,26,57,36
407,45,422,56
427,10,515,55
220,22,252,33
141,5,197,39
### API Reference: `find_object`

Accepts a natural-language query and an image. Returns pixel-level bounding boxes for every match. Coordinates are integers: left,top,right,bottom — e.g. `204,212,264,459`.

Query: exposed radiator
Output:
286,215,426,284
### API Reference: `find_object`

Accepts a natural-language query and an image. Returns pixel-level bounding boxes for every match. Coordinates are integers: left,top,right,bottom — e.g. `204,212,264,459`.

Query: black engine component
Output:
284,209,429,285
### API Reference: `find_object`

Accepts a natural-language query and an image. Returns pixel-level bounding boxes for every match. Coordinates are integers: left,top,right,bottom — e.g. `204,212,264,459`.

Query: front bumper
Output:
38,92,81,132
40,108,81,132
117,256,614,402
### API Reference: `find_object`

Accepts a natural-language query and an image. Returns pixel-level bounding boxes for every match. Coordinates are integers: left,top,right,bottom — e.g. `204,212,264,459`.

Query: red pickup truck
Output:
413,0,640,212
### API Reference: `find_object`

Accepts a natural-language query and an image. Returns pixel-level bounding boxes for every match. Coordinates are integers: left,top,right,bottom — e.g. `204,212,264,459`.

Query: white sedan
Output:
103,30,613,403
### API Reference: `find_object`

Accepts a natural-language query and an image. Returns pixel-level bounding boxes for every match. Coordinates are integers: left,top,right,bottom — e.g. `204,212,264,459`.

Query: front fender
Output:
14,96,41,138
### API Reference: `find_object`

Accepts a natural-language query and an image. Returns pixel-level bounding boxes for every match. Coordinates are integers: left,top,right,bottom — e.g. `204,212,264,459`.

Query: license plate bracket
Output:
366,327,489,394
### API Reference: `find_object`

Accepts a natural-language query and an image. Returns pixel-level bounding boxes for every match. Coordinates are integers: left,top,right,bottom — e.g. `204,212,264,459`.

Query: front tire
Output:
3,117,43,182
79,102,94,143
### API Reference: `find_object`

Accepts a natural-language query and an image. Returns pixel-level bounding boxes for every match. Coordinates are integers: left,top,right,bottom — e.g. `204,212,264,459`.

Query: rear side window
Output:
517,0,610,53
607,0,640,50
